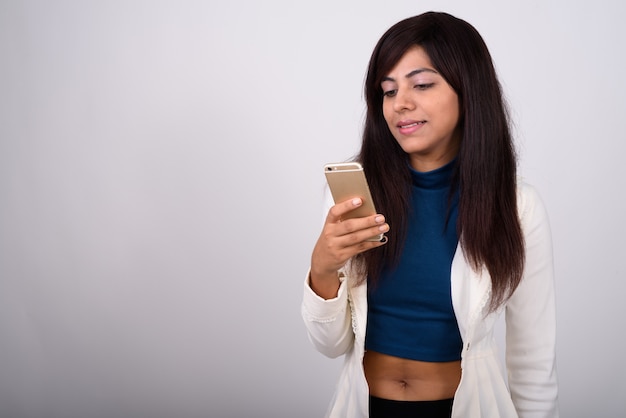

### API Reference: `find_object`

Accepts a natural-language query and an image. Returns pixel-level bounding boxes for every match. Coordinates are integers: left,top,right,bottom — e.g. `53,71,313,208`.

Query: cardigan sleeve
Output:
301,187,356,359
301,270,354,358
505,184,559,417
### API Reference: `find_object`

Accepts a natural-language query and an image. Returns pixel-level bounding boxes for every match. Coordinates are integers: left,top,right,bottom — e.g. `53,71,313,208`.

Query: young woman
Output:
302,12,558,418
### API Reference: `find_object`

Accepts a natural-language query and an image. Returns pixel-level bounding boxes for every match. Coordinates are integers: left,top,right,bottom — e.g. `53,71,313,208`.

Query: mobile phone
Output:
324,162,383,241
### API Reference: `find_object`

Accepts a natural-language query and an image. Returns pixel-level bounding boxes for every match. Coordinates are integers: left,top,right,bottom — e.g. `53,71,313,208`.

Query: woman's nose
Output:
393,89,416,112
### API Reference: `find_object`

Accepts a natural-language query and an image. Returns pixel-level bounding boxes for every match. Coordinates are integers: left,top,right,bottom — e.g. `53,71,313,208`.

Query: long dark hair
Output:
355,11,524,312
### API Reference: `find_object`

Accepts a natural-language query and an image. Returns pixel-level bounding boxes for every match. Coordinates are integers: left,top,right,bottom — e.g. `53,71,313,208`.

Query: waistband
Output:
369,395,453,418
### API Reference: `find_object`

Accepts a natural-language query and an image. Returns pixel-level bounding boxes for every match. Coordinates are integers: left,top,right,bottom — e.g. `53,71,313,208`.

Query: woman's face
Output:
381,45,460,172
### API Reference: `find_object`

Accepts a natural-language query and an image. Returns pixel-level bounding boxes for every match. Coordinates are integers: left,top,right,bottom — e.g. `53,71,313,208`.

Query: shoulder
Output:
516,179,548,222
516,179,552,242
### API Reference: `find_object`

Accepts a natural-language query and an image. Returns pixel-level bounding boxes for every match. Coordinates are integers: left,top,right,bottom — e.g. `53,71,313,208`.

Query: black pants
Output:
369,395,453,418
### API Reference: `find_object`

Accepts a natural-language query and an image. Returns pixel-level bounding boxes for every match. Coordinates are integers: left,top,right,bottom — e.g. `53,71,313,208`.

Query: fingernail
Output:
379,224,389,232
375,215,384,223
352,198,362,206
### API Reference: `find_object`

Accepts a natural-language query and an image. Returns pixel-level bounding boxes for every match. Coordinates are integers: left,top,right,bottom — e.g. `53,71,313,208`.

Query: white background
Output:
1,1,625,417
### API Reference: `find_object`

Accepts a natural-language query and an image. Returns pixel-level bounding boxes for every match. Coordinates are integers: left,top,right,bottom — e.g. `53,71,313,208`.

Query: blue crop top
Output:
365,160,463,362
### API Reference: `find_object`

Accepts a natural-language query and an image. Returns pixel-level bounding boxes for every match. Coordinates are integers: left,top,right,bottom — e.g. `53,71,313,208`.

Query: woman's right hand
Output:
309,197,389,299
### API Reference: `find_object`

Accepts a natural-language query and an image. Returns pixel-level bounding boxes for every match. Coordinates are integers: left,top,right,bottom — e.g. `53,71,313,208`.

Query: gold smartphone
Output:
324,162,383,241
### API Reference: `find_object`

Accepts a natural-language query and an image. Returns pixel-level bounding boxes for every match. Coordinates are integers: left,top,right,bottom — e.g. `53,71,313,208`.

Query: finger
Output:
338,220,389,247
326,198,363,223
345,234,389,258
335,214,388,238
314,230,387,273
312,222,388,276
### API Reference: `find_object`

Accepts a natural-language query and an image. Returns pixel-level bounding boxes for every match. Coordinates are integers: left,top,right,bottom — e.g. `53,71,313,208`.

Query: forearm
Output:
302,270,354,358
309,269,341,300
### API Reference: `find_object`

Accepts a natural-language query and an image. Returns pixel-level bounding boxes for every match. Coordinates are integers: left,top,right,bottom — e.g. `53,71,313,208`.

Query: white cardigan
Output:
301,182,558,417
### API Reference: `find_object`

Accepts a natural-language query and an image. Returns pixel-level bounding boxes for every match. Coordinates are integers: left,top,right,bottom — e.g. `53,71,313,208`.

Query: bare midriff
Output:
363,350,461,401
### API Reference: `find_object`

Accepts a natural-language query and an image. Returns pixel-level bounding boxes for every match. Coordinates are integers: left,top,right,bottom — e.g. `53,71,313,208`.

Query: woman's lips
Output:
397,120,426,135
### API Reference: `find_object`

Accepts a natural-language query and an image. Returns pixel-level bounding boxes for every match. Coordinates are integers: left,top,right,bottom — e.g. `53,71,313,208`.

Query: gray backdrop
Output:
1,0,625,417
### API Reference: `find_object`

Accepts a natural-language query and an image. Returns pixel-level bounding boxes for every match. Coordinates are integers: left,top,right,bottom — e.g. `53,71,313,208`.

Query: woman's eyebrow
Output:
382,68,438,82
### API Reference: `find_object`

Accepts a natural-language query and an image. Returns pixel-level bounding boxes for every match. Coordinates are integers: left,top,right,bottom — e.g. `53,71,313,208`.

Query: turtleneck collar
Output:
409,159,456,190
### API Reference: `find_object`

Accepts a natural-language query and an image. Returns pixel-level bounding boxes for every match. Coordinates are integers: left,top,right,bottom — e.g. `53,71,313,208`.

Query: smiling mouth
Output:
399,121,426,128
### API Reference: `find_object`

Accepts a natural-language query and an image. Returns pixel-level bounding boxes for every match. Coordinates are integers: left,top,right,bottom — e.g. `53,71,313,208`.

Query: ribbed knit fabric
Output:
365,160,462,361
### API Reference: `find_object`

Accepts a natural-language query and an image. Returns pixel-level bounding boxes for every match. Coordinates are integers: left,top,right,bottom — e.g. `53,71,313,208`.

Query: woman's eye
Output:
415,83,435,90
383,89,397,97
